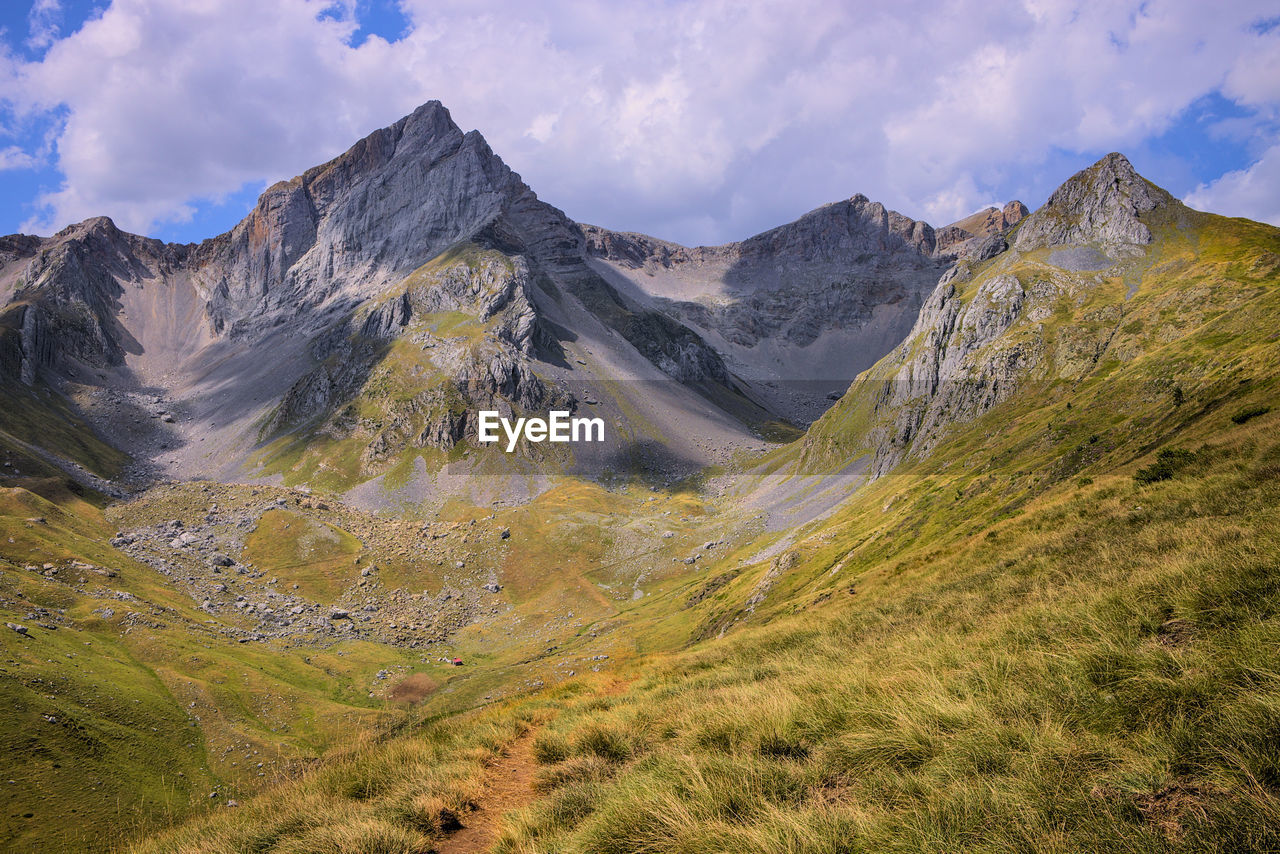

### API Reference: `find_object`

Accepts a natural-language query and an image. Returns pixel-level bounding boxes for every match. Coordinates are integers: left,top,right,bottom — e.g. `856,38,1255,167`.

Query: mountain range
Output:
1,101,1278,853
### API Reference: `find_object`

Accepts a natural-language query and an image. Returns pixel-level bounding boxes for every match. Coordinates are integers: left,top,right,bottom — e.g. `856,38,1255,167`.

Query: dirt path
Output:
434,731,540,854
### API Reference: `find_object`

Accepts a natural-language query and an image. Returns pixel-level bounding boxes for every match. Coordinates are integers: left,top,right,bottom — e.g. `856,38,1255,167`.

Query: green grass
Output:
243,509,362,601
484,424,1280,854
124,381,1280,853
124,204,1280,853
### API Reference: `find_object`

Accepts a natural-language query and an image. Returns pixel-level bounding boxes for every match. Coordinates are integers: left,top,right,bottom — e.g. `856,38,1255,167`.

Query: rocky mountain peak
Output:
192,101,536,337
1012,152,1174,253
1002,200,1030,223
936,200,1029,257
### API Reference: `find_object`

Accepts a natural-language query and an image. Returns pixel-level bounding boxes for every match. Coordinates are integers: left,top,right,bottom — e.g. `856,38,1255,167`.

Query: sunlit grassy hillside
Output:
126,206,1280,852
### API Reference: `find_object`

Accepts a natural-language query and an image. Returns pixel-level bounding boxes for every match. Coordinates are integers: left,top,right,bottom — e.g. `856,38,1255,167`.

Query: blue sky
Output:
1,1,1278,246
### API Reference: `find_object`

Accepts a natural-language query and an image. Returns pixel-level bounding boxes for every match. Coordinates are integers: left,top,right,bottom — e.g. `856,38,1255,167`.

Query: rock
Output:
1012,153,1172,253
500,528,510,539
581,192,948,395
482,582,502,593
329,609,351,620
209,553,235,567
6,622,29,636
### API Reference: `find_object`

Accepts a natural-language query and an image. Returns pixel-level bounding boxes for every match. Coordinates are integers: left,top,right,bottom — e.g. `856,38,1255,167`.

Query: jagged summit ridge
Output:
936,201,1029,258
578,193,951,417
802,151,1202,480
1012,152,1174,253
193,101,538,337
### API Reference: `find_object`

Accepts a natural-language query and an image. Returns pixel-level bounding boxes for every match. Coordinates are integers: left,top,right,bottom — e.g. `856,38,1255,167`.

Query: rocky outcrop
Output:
580,196,950,408
810,153,1179,478
935,200,1028,258
868,270,1039,475
359,250,539,355
1012,153,1172,253
263,245,564,461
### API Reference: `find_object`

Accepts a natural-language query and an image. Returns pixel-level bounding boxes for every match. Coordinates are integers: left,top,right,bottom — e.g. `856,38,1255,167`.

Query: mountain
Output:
0,102,989,502
2,101,1279,854
798,152,1248,480
120,149,1280,854
581,196,953,420
0,104,766,499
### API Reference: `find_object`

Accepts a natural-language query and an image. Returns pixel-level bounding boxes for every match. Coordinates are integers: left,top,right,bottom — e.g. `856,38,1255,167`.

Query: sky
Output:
0,1,1277,247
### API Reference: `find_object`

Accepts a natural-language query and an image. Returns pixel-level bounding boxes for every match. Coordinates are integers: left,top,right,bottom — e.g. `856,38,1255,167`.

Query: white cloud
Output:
25,0,62,51
0,145,38,170
12,0,432,233
1185,143,1280,225
4,0,1280,240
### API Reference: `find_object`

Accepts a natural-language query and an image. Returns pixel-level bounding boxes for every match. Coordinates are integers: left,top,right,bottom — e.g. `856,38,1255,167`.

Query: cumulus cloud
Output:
1185,143,1280,225
4,0,1280,241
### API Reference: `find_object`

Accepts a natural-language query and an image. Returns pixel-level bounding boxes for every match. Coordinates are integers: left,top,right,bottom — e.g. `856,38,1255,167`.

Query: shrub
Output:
271,818,423,854
1135,448,1196,485
388,792,465,835
533,755,615,792
1231,405,1271,425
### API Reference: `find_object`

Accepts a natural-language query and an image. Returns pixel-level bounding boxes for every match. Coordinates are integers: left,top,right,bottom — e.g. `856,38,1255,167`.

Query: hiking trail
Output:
434,730,539,854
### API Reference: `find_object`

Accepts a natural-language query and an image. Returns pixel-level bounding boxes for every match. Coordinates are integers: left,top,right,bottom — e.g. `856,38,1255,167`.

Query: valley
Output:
0,100,1277,853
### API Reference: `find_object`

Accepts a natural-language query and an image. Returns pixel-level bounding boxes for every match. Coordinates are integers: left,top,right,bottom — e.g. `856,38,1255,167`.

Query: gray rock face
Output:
0,217,187,384
580,195,951,418
1012,153,1172,252
869,271,1038,476
838,153,1177,478
935,200,1028,257
192,104,516,337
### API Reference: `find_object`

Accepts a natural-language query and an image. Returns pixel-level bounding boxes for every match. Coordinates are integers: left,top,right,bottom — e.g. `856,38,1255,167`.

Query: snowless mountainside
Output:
0,101,1013,498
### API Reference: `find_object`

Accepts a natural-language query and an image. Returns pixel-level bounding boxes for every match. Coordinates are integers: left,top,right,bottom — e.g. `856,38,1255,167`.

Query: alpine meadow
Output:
1,5,1280,853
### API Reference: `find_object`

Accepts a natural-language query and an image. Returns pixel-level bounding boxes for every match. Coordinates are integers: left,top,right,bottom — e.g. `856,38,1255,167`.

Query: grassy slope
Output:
250,244,514,494
129,207,1280,852
0,485,425,852
0,466,728,851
